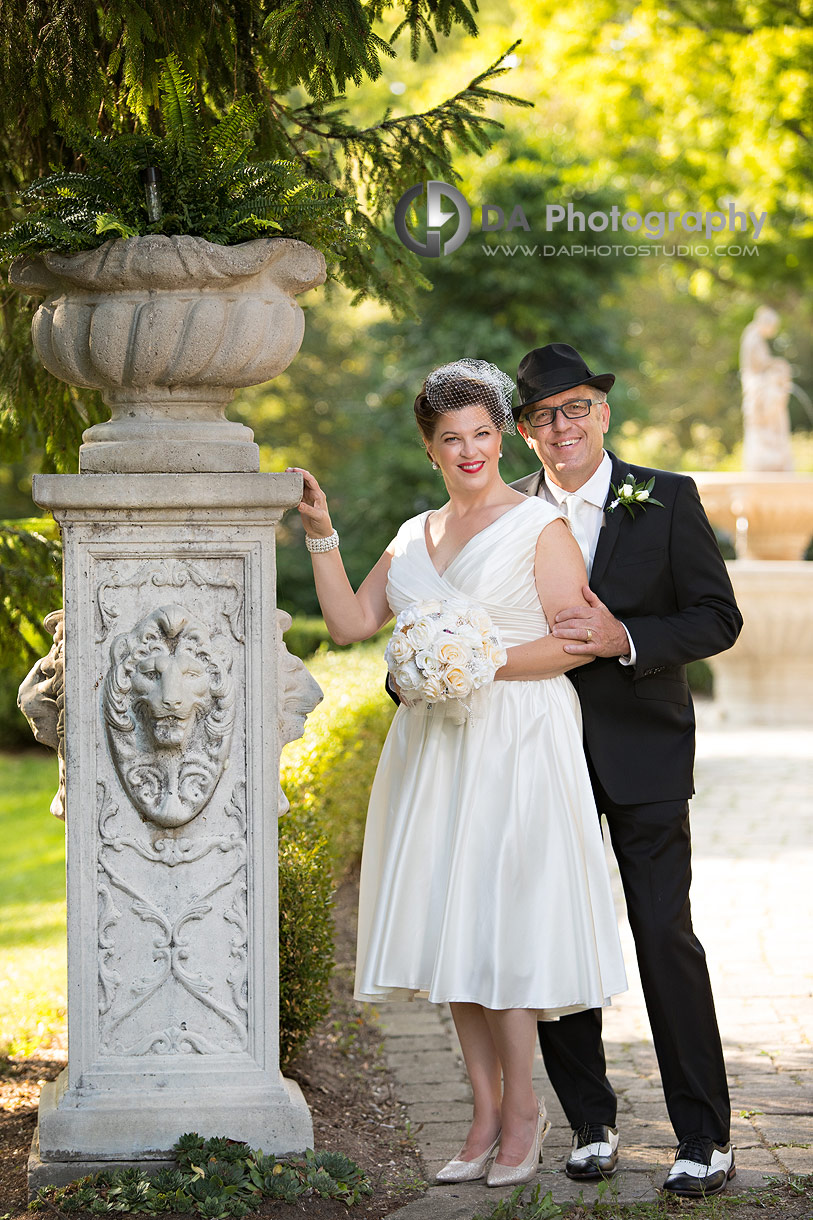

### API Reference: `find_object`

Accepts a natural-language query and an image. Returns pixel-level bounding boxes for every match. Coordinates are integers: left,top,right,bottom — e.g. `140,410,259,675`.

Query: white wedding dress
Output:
355,496,627,1017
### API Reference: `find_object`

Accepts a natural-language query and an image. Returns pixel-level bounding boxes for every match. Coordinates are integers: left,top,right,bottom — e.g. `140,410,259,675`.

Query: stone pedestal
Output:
29,471,312,1186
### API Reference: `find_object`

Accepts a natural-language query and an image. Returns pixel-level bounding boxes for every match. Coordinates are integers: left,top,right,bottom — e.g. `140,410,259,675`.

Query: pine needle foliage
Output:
0,57,358,260
262,0,397,100
0,518,61,672
390,0,480,58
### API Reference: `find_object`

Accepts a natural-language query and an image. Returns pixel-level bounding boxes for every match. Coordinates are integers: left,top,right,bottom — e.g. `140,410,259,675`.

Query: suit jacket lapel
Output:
589,451,629,589
512,469,546,497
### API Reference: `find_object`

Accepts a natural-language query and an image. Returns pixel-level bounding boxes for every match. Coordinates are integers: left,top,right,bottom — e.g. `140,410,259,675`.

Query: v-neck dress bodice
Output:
355,496,627,1016
387,499,553,647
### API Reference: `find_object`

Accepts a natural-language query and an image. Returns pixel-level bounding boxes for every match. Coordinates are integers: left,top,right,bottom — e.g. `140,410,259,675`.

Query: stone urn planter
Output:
10,235,326,474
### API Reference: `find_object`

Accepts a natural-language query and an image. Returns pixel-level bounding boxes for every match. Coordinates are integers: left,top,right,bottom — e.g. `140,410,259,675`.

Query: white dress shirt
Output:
539,451,636,665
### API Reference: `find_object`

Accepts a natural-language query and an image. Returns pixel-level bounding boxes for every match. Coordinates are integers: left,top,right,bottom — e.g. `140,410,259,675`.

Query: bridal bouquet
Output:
385,599,507,720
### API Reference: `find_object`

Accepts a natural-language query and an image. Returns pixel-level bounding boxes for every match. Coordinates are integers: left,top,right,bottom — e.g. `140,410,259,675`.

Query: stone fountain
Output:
11,235,326,1190
692,307,813,724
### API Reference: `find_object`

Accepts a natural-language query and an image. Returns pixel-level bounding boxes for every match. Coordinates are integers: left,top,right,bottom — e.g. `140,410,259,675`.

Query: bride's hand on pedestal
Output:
287,467,334,540
287,467,394,647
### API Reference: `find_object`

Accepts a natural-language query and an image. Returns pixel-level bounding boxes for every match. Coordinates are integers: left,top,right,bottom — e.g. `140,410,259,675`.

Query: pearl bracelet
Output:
305,530,340,553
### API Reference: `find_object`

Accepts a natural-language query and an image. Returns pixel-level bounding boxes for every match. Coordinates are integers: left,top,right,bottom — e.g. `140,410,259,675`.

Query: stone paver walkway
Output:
378,712,813,1217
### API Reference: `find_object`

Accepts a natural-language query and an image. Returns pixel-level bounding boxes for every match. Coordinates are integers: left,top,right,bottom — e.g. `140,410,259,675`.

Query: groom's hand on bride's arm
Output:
553,587,632,659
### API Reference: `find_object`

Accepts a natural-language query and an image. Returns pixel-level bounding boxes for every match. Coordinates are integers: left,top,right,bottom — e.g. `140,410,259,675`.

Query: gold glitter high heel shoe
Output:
435,1131,501,1183
486,1099,550,1188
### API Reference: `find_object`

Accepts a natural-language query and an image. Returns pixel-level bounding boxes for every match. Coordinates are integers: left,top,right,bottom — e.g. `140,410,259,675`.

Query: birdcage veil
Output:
423,358,516,434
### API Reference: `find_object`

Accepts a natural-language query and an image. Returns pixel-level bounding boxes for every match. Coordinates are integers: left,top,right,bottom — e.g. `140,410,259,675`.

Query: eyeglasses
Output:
521,399,595,429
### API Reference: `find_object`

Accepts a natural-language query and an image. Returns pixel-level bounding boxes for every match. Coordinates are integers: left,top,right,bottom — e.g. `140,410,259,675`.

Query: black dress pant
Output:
538,760,730,1144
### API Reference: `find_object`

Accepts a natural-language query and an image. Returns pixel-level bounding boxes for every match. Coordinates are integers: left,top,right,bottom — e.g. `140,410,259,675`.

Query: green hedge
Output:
277,639,395,1065
279,641,396,879
282,616,391,661
281,617,339,660
278,832,335,1069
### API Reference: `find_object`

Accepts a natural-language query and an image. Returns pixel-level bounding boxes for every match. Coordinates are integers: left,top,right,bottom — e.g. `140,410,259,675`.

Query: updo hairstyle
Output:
413,359,516,442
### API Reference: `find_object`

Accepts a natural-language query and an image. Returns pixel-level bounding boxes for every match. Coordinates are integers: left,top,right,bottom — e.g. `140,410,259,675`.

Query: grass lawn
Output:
0,750,67,1056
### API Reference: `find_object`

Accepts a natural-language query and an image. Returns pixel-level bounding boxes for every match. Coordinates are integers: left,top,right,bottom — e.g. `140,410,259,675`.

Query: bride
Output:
290,358,626,1188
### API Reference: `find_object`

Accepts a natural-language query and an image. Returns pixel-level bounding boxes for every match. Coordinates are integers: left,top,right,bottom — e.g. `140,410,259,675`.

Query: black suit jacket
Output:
512,453,742,804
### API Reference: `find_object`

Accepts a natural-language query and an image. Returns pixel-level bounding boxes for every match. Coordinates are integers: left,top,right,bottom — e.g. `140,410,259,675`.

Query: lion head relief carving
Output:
102,605,235,828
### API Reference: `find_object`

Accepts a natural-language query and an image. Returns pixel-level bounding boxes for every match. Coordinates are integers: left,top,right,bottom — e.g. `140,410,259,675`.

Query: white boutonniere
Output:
608,474,664,516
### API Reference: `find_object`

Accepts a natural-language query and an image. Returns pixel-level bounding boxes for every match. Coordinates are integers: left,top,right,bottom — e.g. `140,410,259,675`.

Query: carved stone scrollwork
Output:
17,609,66,820
96,560,244,644
96,780,249,1055
102,604,235,828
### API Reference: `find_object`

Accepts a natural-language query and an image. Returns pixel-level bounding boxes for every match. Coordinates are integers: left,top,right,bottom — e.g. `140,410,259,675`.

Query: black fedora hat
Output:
514,343,615,419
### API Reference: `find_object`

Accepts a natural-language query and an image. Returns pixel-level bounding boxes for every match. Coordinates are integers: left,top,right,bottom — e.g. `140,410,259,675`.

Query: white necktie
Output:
564,493,592,577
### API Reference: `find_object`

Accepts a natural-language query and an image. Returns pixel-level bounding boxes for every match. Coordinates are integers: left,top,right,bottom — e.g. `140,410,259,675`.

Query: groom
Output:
511,343,742,1197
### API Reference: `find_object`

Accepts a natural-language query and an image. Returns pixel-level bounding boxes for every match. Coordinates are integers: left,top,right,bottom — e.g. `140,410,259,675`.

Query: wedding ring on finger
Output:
586,627,593,642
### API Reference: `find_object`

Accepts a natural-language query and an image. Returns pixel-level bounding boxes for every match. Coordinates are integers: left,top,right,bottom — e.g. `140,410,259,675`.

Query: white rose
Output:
395,658,423,691
386,632,414,665
466,607,492,634
444,666,474,698
422,672,446,702
438,637,472,667
484,640,507,669
635,489,650,501
407,617,439,650
620,483,634,498
415,648,443,675
414,598,443,616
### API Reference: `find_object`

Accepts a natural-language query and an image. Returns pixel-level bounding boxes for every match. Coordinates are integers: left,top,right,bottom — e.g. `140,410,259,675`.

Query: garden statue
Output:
739,306,794,472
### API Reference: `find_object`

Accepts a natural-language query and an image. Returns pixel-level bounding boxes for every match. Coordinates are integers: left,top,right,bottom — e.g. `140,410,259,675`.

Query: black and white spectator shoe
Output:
565,1123,619,1180
663,1136,736,1196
